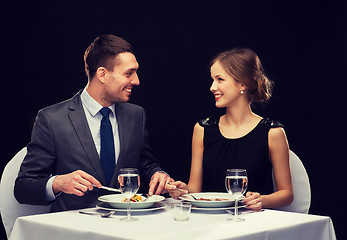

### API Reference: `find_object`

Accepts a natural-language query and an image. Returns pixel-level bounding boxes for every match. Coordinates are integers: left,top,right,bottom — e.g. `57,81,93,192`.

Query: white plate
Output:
98,194,165,209
96,202,167,212
179,192,243,208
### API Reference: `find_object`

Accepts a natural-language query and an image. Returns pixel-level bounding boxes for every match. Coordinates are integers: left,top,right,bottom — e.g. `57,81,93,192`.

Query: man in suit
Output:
14,34,172,212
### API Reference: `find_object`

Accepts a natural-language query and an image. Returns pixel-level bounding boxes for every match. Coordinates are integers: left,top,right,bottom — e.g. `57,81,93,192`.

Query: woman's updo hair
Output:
210,48,273,103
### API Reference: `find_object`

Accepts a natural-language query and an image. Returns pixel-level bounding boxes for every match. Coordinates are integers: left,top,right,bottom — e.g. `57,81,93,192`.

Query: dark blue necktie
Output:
100,107,115,186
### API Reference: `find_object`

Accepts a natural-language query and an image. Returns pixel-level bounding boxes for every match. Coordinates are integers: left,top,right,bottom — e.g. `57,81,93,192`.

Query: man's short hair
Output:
84,35,134,80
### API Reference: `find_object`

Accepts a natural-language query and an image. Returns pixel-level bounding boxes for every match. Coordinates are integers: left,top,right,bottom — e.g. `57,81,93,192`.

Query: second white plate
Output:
179,192,241,208
96,202,167,212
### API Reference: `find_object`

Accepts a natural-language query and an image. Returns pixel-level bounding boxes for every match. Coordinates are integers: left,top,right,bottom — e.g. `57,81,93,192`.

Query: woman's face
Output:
210,61,245,108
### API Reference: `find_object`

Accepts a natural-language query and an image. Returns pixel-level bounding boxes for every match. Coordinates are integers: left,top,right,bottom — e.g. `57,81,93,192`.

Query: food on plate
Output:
196,198,230,201
122,194,143,202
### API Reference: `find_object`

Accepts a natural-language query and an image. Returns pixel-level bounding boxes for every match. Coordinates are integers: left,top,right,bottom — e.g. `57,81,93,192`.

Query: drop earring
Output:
240,90,244,95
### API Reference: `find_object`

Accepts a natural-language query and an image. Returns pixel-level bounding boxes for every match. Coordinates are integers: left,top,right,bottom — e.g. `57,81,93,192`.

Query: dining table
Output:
9,198,336,240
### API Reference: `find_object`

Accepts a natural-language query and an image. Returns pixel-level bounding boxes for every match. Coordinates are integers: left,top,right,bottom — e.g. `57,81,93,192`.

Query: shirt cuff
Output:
46,176,61,202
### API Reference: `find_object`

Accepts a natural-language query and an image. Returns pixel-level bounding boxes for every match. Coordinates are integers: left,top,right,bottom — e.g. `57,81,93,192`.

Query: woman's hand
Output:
242,191,262,211
165,181,188,199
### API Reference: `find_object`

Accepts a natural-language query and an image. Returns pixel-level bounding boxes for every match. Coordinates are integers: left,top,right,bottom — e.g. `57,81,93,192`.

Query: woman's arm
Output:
166,122,205,199
244,127,293,210
266,127,294,207
187,122,205,193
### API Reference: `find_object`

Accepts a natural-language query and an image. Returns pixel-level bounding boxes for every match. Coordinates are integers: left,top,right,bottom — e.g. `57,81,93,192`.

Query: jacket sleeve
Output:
14,109,56,206
137,108,163,188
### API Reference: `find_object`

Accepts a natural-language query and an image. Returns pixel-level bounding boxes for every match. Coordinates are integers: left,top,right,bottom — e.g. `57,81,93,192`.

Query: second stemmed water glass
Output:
118,168,140,221
225,169,248,222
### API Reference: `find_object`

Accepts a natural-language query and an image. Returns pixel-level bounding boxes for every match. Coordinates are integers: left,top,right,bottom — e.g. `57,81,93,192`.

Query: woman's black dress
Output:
199,117,283,195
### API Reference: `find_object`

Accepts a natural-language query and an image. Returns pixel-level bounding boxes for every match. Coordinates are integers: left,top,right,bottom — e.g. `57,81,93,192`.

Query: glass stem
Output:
234,198,239,220
127,198,131,219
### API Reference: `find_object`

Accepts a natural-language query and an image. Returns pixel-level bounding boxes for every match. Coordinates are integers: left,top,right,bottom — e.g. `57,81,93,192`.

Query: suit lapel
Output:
110,103,130,187
68,92,107,184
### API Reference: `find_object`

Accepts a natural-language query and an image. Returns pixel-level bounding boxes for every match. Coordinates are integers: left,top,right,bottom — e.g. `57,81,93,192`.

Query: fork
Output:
189,194,198,200
79,210,116,218
143,194,151,202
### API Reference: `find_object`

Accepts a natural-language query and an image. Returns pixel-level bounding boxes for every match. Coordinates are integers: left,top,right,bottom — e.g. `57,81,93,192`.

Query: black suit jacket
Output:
14,91,162,212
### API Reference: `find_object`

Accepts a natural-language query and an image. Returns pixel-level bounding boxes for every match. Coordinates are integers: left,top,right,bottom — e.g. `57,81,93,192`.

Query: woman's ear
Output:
240,84,247,95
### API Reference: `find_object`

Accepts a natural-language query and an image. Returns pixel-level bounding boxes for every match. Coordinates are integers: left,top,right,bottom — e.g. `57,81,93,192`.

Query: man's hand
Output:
148,172,173,196
52,170,101,196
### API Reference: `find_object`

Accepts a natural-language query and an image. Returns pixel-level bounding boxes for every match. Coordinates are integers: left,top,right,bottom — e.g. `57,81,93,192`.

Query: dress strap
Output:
198,116,219,127
259,118,284,128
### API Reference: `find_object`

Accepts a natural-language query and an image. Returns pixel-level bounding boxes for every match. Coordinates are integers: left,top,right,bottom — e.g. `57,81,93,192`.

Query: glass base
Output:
227,217,245,222
120,216,138,222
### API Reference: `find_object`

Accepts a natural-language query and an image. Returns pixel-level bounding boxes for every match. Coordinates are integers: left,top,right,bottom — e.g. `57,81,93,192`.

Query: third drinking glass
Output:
225,169,248,222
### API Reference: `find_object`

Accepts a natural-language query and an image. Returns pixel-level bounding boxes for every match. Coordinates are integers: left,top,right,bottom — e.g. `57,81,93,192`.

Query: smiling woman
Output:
167,48,293,212
210,48,273,105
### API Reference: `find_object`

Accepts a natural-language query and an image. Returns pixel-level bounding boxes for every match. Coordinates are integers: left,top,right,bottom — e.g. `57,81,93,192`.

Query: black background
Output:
1,1,346,239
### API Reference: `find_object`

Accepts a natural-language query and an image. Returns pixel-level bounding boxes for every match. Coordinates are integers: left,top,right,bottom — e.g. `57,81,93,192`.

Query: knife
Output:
93,184,121,193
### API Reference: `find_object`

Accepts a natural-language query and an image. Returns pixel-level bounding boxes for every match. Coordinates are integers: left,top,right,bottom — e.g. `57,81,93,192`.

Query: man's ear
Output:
96,67,107,83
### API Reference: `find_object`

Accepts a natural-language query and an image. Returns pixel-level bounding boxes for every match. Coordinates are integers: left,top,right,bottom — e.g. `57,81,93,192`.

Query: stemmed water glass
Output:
117,168,140,221
225,169,248,222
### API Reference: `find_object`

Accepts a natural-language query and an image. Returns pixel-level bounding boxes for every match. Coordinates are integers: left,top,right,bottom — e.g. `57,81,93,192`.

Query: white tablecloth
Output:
9,199,336,240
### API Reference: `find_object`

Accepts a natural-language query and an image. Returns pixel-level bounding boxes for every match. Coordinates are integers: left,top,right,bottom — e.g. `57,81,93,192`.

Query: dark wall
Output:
1,2,346,239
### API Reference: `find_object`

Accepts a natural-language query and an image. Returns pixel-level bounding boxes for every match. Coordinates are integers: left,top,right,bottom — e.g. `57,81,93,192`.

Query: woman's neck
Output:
223,103,258,127
219,104,262,139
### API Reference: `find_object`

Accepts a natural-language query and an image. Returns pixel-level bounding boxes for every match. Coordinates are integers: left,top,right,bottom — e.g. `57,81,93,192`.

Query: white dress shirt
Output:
46,88,120,201
80,88,120,161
